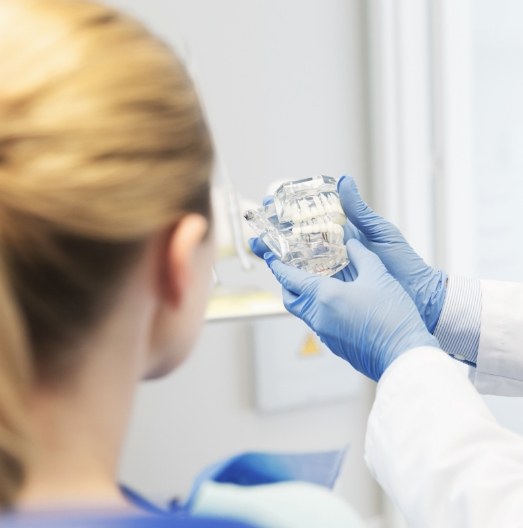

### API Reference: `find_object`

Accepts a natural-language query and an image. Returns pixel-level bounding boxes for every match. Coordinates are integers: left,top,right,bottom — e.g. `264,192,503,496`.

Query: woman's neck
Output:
19,369,137,510
18,283,155,511
15,246,159,512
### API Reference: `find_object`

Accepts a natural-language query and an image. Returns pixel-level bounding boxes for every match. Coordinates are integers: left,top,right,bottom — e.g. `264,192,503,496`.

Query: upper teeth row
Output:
287,193,345,224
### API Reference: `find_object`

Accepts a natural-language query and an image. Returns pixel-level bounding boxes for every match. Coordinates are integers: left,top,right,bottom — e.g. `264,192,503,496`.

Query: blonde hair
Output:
0,0,213,508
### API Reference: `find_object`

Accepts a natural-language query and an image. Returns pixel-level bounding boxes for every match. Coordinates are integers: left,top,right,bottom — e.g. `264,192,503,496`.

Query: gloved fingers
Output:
265,253,320,295
345,238,388,278
249,237,269,259
338,176,401,242
281,287,300,314
333,260,358,282
342,217,363,244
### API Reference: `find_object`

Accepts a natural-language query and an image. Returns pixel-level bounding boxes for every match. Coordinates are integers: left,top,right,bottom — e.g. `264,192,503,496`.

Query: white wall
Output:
471,0,523,435
107,0,380,519
472,0,523,283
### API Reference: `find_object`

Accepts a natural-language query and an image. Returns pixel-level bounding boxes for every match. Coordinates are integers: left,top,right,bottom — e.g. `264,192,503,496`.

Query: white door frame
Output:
367,0,475,273
367,0,434,265
431,0,475,276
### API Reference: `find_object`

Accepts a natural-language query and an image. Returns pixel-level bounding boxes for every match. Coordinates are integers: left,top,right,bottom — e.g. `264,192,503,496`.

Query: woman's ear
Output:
163,214,210,306
144,214,213,379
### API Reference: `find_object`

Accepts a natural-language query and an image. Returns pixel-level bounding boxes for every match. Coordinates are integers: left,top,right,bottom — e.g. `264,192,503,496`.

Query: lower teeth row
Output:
292,222,344,243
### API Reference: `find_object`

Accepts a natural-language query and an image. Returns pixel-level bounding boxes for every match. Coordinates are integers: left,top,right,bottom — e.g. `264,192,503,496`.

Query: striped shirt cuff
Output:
433,275,481,365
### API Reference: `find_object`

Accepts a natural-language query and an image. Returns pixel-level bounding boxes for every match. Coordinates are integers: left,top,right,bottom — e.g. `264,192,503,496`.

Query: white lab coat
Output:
364,280,523,528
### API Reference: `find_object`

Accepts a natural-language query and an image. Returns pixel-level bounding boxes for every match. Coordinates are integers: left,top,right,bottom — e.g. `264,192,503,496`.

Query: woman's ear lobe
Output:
164,214,209,307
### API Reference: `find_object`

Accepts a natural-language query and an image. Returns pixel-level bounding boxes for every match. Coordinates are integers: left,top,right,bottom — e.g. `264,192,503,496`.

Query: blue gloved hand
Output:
264,238,439,382
337,176,447,333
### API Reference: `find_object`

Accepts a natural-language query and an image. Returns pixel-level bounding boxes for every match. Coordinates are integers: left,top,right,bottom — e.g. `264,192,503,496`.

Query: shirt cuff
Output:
433,275,481,365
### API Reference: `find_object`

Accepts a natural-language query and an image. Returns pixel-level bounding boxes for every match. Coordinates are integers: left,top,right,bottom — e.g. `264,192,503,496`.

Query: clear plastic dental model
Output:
243,175,349,276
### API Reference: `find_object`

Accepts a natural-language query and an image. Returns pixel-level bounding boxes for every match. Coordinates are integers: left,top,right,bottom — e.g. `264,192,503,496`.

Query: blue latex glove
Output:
264,239,439,381
337,176,447,332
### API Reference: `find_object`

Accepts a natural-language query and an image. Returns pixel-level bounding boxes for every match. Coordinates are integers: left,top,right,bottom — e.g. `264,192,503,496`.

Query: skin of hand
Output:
261,238,439,382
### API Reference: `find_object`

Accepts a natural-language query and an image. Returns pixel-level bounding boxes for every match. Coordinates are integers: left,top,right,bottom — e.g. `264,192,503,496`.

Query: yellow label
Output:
300,333,322,357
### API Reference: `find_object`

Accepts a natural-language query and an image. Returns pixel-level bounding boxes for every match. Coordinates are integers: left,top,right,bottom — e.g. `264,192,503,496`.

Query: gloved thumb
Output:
338,176,391,240
266,254,320,295
249,237,269,259
345,238,387,277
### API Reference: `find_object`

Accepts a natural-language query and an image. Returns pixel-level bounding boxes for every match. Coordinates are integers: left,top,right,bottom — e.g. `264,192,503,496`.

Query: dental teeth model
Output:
243,175,349,276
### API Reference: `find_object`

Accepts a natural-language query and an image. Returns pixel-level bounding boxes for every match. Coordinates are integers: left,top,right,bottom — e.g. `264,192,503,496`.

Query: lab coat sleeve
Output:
434,276,523,396
472,280,523,395
365,347,523,528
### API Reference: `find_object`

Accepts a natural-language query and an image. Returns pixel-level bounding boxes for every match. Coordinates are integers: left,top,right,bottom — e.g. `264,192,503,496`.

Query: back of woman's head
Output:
0,0,213,508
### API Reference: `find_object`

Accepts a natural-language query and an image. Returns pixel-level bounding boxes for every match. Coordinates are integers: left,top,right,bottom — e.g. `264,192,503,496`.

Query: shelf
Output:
205,287,287,322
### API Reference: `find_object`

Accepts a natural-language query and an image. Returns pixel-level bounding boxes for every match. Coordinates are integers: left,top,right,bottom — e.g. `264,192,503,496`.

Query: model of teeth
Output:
285,192,345,221
285,189,346,244
292,221,344,244
243,175,349,276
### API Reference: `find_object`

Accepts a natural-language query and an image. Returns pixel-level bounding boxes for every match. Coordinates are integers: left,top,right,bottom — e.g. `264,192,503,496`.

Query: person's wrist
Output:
384,331,439,379
386,330,439,368
432,275,481,364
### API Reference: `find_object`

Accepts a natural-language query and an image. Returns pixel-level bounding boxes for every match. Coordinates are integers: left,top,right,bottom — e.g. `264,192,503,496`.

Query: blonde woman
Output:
0,1,366,526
